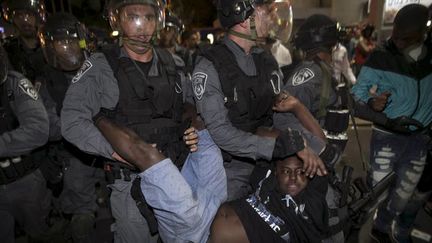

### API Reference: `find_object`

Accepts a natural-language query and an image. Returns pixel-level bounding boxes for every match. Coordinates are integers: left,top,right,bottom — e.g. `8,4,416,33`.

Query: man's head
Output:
107,0,165,54
293,14,339,63
275,155,308,196
181,30,201,50
2,0,46,38
391,4,429,51
39,13,86,71
217,0,292,44
158,10,183,49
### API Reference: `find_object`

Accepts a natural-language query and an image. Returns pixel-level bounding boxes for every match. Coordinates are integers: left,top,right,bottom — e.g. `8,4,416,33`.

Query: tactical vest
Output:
3,38,45,83
44,66,71,115
102,45,184,142
201,44,279,133
0,80,18,134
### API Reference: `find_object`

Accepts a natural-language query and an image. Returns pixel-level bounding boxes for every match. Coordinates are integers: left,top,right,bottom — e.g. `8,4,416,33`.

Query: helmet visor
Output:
255,0,293,43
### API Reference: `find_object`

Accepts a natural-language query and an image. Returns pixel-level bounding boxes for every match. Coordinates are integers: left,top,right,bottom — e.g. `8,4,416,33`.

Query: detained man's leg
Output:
141,129,226,243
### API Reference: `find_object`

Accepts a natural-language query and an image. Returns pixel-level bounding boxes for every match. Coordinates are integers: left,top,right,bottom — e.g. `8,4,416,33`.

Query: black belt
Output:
0,156,38,185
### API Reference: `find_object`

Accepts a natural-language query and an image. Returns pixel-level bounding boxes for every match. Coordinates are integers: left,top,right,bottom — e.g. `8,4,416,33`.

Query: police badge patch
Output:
72,60,93,83
18,78,38,100
192,72,207,100
292,68,315,86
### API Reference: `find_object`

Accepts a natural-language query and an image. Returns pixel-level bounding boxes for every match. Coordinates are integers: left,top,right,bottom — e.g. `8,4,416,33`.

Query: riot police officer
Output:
273,15,351,152
37,13,105,243
0,46,51,242
2,0,46,83
61,0,193,242
192,0,327,201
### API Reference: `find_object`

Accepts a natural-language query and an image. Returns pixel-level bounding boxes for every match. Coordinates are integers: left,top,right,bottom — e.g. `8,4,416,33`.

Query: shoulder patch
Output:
192,72,207,100
72,60,93,83
292,68,315,86
18,78,38,100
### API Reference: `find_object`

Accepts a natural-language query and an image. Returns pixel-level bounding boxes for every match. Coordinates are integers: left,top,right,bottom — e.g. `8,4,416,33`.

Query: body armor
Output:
202,44,278,133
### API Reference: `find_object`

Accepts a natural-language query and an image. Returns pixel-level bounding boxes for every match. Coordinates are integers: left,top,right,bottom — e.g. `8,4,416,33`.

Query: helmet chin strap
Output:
121,34,156,54
228,15,266,45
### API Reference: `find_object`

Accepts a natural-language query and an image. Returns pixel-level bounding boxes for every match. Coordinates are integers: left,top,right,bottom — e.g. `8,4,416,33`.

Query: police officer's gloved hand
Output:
384,116,423,134
319,144,341,168
92,108,116,125
272,129,305,159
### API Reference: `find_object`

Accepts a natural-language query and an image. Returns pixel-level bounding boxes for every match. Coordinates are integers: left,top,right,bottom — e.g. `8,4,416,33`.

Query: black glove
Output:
92,108,116,125
384,116,423,134
272,129,305,159
319,144,341,167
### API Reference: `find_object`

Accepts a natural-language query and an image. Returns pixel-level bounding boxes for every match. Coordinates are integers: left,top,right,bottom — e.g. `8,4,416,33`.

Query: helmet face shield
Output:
39,13,86,71
53,39,84,71
107,0,165,53
254,0,292,43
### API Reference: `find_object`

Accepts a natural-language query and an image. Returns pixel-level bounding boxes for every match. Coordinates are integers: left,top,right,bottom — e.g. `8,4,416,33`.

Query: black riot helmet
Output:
217,0,293,43
0,46,9,85
38,13,87,71
107,0,165,34
165,9,184,34
293,14,339,54
106,0,165,54
2,0,46,23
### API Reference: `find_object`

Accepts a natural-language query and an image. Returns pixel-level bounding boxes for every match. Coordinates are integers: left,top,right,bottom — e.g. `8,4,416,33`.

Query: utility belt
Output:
103,161,159,236
0,156,38,185
104,161,139,185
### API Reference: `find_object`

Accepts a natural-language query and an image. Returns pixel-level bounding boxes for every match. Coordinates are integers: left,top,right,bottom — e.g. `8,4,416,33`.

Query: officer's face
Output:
52,39,84,71
12,9,38,38
159,26,178,48
119,4,156,42
275,156,309,196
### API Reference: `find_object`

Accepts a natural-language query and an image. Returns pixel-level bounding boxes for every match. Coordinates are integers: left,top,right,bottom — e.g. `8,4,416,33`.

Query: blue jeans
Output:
139,129,227,243
369,129,430,242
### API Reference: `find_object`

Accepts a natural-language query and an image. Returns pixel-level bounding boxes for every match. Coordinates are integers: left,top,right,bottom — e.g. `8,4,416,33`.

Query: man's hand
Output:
273,91,300,113
183,126,199,152
368,90,391,112
296,147,328,178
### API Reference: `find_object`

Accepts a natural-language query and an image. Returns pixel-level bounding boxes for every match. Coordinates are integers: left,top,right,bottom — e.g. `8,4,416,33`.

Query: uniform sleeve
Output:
193,57,275,161
286,66,322,113
61,55,117,159
0,76,49,157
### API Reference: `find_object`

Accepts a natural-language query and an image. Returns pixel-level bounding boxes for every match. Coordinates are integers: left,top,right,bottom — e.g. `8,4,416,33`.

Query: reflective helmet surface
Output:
217,0,292,43
39,13,86,71
293,14,338,52
107,0,165,33
2,0,46,23
165,9,184,34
